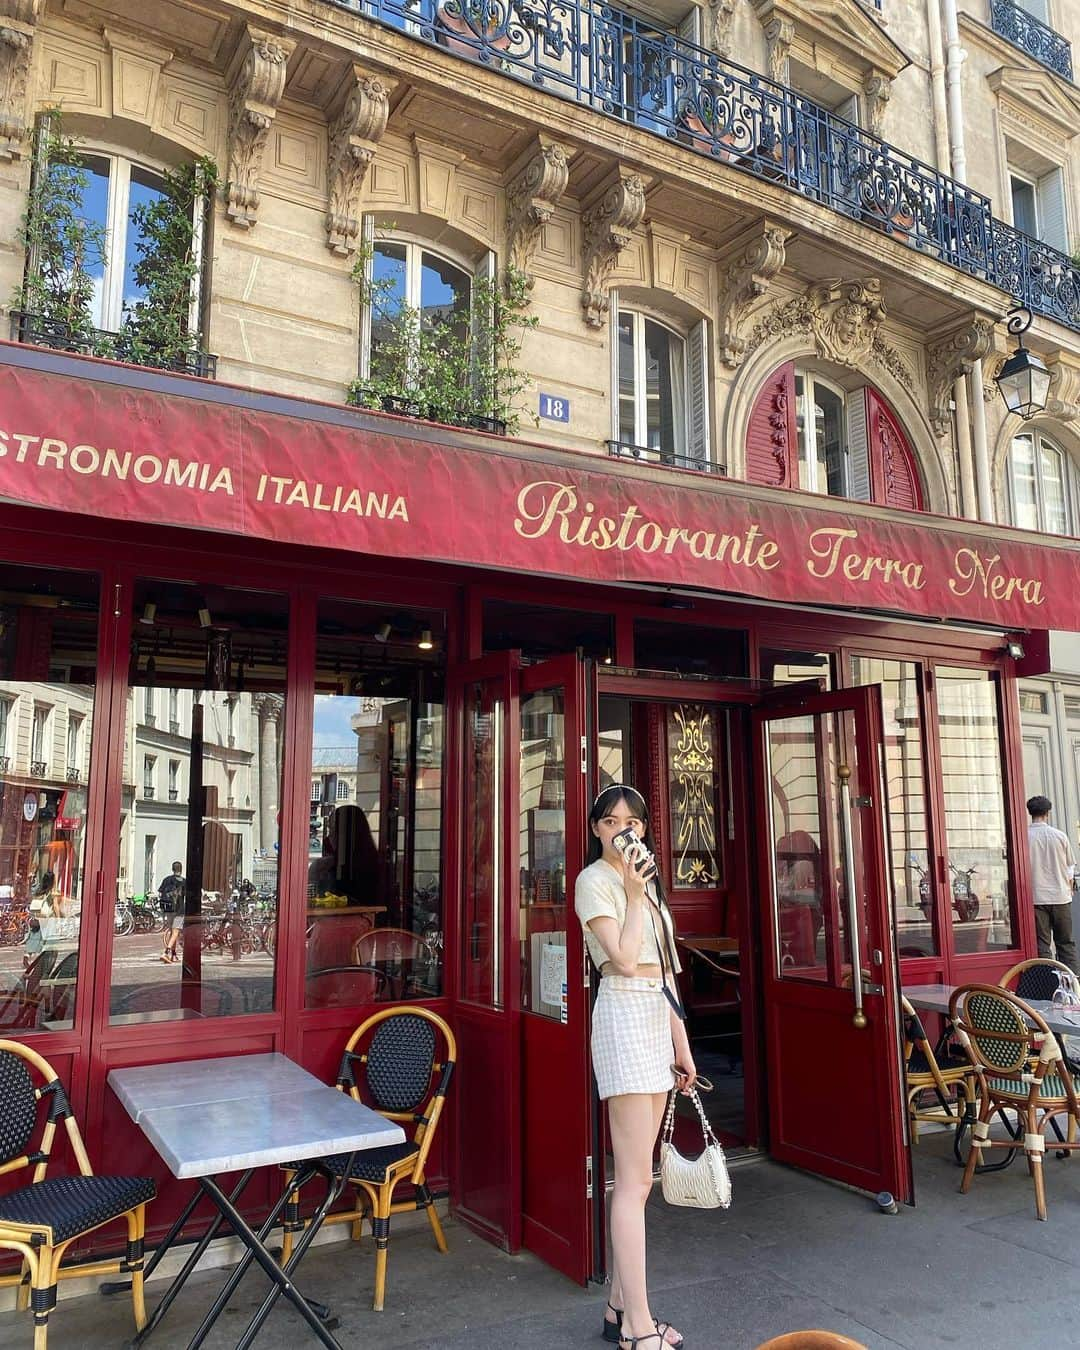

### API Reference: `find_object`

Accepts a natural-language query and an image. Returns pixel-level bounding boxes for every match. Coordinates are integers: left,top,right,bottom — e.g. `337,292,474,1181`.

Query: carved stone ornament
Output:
763,16,794,85
226,27,295,229
0,0,43,162
1042,354,1080,422
716,222,790,368
580,169,647,328
708,0,738,57
863,73,891,138
326,67,396,257
925,317,995,435
505,136,570,290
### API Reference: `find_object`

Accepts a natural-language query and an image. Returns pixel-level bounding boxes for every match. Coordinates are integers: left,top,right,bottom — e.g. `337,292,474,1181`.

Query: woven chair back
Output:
963,989,1031,1073
367,1014,437,1114
0,1048,38,1165
1001,958,1074,1003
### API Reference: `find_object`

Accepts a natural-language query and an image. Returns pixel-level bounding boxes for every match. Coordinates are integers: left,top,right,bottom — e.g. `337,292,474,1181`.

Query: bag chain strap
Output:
662,1083,720,1151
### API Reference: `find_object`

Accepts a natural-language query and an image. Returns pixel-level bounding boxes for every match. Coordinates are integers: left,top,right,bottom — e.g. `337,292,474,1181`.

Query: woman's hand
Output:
619,852,653,904
672,1054,697,1095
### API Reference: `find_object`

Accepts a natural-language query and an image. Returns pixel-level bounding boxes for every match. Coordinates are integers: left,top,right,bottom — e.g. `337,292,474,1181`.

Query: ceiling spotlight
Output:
603,651,613,666
1006,639,1025,661
418,628,434,651
197,606,213,629
374,621,392,643
139,601,157,626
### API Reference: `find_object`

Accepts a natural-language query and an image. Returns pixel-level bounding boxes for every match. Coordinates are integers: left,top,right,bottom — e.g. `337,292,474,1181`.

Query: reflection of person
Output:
159,861,186,964
308,805,381,903
775,830,822,968
1028,795,1078,975
574,784,692,1350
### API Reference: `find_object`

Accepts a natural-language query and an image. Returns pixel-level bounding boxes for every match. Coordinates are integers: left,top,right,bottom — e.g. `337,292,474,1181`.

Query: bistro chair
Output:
1000,957,1079,1004
351,927,436,1000
280,1005,456,1310
0,1039,155,1349
754,1334,868,1349
901,994,976,1143
950,983,1080,1220
305,963,389,1008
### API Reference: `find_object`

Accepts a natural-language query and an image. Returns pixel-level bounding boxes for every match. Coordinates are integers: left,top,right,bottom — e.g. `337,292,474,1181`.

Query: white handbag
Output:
659,1084,732,1210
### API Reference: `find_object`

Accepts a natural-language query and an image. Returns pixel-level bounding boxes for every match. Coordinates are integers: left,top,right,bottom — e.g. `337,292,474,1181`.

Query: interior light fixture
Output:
603,651,613,665
375,620,392,643
139,601,157,626
1006,639,1025,661
197,606,213,629
418,628,434,651
994,305,1051,420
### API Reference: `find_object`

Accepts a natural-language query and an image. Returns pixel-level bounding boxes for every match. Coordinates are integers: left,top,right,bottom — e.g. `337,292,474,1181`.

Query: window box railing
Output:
989,0,1072,81
607,441,726,475
169,788,179,801
352,390,507,436
143,786,155,799
0,756,10,774
169,720,180,734
30,760,47,777
9,311,218,379
65,767,81,782
335,0,1080,333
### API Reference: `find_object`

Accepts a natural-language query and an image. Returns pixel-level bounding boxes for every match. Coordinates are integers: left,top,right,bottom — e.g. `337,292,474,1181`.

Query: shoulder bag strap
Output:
648,897,686,1022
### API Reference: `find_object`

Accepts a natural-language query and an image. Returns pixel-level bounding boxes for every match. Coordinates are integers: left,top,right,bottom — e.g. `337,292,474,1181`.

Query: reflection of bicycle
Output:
907,854,932,916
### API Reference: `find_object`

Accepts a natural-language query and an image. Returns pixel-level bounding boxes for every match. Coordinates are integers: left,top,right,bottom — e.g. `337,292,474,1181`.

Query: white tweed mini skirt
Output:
591,975,676,1100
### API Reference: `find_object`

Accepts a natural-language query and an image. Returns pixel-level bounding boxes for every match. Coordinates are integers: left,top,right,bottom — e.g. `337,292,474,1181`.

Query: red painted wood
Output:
867,387,924,511
745,362,796,487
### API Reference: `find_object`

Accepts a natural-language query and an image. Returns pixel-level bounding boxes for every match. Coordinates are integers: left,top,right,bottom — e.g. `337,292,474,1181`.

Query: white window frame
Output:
336,779,351,801
168,758,180,799
0,697,12,763
143,754,156,797
144,685,156,725
66,713,83,771
31,704,50,767
169,687,179,732
1009,429,1076,535
310,779,322,803
611,297,710,465
794,369,871,499
1009,165,1069,253
143,835,157,895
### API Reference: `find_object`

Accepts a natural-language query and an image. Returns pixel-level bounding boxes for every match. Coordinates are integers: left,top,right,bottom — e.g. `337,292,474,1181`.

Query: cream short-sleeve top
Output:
574,858,681,975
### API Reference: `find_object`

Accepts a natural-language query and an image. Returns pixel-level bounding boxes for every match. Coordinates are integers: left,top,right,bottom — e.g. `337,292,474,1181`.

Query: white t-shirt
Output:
574,858,682,974
1028,821,1077,907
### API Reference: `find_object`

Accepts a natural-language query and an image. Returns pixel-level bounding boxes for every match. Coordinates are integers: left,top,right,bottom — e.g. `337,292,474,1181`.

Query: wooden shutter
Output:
846,388,871,501
744,362,796,487
357,214,376,380
1037,167,1068,254
866,387,924,510
470,248,498,408
687,318,710,465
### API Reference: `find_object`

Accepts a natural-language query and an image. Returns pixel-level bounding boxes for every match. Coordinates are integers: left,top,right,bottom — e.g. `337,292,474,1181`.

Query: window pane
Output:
667,704,722,888
795,371,811,488
850,657,934,956
1039,443,1067,535
1011,177,1038,237
123,168,167,315
617,312,636,445
306,599,445,1008
111,582,287,1023
76,155,110,328
934,667,1013,951
760,648,833,689
370,242,406,371
816,385,845,496
0,565,99,1034
643,318,685,454
1011,434,1038,530
519,687,568,1019
420,250,470,338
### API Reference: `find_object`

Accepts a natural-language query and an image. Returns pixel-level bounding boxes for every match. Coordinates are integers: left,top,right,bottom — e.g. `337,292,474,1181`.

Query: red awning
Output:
0,344,1077,632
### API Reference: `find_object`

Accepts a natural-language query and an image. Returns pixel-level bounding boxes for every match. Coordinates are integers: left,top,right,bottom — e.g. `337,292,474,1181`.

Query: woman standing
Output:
575,784,696,1350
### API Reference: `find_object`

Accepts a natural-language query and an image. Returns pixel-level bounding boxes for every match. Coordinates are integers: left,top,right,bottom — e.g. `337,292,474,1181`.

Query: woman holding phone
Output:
575,783,696,1350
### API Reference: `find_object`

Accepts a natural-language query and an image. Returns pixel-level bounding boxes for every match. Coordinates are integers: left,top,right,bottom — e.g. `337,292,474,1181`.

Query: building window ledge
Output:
606,441,726,477
9,311,218,380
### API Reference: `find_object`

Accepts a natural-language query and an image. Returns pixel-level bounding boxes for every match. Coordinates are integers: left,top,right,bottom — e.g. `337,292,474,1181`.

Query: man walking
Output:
159,860,187,964
1027,795,1078,975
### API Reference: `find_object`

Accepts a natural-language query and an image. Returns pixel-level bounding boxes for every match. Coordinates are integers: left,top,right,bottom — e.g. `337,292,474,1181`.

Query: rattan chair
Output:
350,927,435,1000
280,1005,456,1310
901,994,976,1142
950,983,1080,1219
0,1040,155,1349
1000,957,1079,1004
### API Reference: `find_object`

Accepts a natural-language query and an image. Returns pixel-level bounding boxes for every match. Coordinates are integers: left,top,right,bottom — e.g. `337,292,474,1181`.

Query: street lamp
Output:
994,305,1051,419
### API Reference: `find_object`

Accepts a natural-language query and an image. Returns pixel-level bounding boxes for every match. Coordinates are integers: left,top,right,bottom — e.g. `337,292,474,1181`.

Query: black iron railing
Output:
333,0,1080,332
9,312,218,379
30,760,47,777
607,441,726,474
990,0,1072,81
65,767,81,782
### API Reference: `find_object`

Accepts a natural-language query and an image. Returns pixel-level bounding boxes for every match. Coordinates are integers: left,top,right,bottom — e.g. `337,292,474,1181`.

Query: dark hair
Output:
586,784,669,910
1027,795,1052,819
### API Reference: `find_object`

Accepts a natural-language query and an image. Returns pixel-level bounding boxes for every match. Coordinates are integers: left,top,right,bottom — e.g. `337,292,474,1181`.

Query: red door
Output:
518,654,594,1283
448,652,596,1282
753,685,911,1202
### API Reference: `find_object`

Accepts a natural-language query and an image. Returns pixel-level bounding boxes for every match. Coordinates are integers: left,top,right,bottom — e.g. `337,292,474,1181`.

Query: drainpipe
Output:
926,0,950,172
942,0,996,520
953,375,978,519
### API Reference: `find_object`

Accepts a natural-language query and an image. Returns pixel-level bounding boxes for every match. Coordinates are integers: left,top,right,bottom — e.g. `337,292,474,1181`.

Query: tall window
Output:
66,713,83,774
1009,166,1068,252
362,237,472,379
144,686,156,724
169,688,179,732
143,755,156,798
168,758,180,801
613,304,709,465
143,835,157,896
31,705,50,768
0,697,10,761
794,370,869,499
1010,430,1074,535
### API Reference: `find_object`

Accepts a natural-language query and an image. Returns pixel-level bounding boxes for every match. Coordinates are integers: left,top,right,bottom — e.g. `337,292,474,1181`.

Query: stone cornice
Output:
987,62,1080,141
751,0,911,84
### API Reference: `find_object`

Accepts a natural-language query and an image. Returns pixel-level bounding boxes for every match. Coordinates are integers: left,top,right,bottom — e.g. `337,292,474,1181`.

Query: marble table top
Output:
109,1054,405,1180
904,983,1080,1038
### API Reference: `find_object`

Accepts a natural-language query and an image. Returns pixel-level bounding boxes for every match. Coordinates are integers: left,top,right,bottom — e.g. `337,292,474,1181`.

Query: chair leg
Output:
128,1204,148,1330
280,1169,300,1264
1027,1109,1048,1221
960,1096,990,1195
16,1255,31,1312
31,1244,58,1350
350,1188,369,1244
371,1186,392,1312
417,1180,448,1254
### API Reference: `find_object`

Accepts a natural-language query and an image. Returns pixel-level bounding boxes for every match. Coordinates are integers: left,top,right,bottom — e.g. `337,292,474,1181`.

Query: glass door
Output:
753,685,911,1202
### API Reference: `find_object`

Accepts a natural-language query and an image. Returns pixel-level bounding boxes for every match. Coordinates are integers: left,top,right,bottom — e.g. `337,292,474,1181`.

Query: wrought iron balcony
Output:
607,441,726,475
990,0,1072,81
30,760,47,777
65,767,81,783
9,312,217,379
143,786,156,799
335,0,1080,333
0,756,10,774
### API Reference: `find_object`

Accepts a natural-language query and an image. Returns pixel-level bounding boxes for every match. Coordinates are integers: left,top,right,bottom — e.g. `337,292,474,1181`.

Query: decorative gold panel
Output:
667,703,719,888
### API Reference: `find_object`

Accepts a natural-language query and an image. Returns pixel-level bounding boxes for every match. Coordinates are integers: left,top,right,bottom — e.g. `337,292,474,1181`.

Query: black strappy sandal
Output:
606,1307,684,1349
619,1335,664,1350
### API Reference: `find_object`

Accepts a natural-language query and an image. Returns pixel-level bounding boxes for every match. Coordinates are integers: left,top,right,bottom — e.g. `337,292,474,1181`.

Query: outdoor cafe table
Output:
107,1052,405,1350
903,982,1080,1037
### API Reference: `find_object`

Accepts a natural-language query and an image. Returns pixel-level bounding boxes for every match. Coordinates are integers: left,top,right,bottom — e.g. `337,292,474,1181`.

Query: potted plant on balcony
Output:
347,249,537,436
12,110,109,357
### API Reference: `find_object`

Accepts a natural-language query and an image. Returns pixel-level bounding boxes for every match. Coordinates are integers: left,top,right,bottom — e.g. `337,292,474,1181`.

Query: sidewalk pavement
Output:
7,1129,1080,1349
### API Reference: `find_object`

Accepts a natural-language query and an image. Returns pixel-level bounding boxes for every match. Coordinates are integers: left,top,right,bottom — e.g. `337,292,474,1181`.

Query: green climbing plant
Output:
347,239,538,435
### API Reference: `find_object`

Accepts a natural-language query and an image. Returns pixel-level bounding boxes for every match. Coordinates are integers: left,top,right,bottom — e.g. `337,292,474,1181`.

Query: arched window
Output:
745,361,923,510
1009,430,1075,536
610,297,709,469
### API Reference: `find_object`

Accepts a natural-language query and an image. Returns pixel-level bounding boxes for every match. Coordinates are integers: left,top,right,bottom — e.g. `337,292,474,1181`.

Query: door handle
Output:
837,764,867,1030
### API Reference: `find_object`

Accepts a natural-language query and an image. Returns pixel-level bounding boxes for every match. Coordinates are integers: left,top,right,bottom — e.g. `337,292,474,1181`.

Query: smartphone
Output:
611,827,656,877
